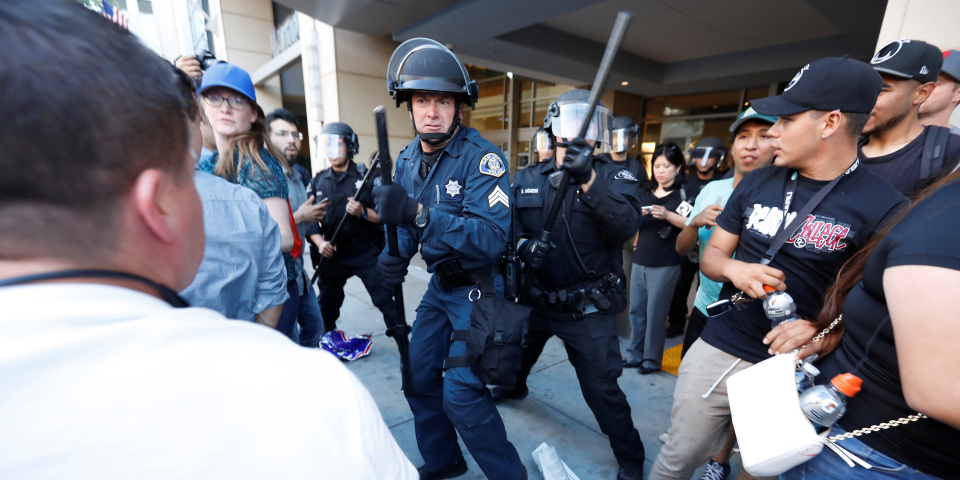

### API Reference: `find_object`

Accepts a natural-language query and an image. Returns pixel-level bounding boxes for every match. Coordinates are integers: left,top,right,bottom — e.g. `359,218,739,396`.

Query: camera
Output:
197,50,219,71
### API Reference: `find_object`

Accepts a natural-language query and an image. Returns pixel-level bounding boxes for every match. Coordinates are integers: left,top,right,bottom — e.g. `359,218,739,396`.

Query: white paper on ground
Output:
532,442,581,480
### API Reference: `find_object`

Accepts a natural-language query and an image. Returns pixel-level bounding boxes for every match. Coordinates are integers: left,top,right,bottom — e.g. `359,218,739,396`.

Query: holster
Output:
442,273,532,387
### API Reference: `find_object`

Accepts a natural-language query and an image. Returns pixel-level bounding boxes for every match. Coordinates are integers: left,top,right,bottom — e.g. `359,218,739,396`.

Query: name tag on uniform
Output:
676,201,693,217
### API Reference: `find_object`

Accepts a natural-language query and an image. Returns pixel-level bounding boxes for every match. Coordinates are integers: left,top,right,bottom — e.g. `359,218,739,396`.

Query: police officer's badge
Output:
479,153,505,178
444,177,463,199
373,177,382,187
355,179,363,190
615,169,639,182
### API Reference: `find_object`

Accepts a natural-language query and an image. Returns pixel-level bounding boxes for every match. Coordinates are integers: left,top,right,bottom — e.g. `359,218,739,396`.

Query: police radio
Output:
501,201,521,301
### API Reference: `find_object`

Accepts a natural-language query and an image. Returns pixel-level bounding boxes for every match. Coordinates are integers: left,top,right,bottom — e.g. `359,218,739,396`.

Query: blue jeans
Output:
406,275,524,479
297,279,323,348
277,280,300,341
781,426,940,480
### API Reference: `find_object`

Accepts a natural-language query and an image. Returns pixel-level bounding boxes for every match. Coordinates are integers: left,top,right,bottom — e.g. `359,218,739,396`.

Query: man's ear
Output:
951,84,960,105
915,82,937,105
131,169,177,244
822,110,843,139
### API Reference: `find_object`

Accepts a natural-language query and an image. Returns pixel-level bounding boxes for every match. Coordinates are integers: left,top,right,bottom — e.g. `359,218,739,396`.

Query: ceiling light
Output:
621,81,628,86
507,72,514,79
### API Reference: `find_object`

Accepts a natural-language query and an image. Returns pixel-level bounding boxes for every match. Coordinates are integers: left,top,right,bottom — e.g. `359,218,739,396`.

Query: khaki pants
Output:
649,339,756,480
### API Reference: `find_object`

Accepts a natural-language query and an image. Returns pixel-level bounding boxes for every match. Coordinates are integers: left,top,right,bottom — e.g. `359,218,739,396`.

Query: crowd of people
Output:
2,2,960,480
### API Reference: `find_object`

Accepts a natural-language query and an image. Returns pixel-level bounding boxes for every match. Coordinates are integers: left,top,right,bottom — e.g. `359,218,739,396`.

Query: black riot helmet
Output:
318,122,358,162
610,116,639,153
532,127,554,154
542,89,612,145
387,38,479,146
689,136,726,168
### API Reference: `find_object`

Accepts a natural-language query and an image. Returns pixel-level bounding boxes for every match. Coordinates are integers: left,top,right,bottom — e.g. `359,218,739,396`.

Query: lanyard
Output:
0,269,190,308
760,158,859,266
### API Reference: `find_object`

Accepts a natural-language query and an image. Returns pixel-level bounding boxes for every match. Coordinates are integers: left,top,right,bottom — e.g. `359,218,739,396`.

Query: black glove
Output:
518,238,551,271
378,251,409,285
374,184,418,226
562,136,595,185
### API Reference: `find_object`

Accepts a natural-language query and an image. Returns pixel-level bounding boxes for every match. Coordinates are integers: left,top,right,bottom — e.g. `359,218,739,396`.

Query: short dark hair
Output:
0,0,189,260
266,108,298,131
174,67,200,121
808,110,872,139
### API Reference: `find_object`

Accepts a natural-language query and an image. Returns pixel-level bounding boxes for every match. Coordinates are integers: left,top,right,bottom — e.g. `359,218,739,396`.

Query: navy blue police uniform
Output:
511,155,647,471
306,161,395,332
385,125,524,478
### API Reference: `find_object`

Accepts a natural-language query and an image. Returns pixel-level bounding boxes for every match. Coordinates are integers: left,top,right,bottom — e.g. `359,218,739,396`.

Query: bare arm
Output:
885,265,960,429
254,305,283,329
263,196,294,253
676,224,699,256
702,226,786,300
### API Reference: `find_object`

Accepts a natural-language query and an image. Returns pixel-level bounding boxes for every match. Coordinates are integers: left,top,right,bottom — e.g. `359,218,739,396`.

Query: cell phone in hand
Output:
317,197,330,205
641,206,653,213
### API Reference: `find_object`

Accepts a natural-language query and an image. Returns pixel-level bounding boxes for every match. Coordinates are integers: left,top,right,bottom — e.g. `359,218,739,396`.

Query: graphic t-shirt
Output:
686,178,734,315
634,188,685,267
818,180,960,480
859,125,960,198
700,162,908,363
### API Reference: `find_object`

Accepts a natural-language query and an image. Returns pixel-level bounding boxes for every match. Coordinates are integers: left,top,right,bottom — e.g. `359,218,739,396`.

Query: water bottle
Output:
798,373,862,427
796,361,820,392
762,285,802,328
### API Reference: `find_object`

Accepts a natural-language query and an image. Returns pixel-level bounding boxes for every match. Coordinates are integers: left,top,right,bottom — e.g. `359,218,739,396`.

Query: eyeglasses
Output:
272,130,303,140
202,93,249,109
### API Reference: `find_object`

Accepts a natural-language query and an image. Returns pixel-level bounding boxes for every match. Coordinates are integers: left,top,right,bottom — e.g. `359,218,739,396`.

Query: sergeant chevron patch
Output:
488,185,509,208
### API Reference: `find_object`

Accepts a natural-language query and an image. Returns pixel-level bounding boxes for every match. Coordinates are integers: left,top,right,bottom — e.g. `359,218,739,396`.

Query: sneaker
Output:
699,460,730,480
616,465,643,480
490,385,529,404
417,458,468,480
658,432,669,444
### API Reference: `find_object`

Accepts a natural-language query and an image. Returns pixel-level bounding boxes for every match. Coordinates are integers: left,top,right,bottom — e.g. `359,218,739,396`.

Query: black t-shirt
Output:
818,180,960,479
860,126,960,198
634,188,686,267
683,170,719,203
700,163,908,363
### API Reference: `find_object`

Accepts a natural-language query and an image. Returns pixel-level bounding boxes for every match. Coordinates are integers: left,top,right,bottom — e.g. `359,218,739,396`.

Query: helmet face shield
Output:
552,101,613,144
534,130,554,152
319,134,347,162
690,146,718,167
610,128,637,153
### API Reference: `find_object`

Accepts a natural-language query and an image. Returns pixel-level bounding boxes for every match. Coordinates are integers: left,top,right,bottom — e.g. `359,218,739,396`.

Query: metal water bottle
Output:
798,373,862,427
762,285,802,328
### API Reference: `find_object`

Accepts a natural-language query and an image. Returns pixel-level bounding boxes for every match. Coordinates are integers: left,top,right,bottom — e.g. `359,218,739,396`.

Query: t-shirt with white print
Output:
700,162,908,363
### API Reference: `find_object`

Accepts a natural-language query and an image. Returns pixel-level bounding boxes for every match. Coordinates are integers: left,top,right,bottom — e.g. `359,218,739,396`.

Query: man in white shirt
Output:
0,2,415,479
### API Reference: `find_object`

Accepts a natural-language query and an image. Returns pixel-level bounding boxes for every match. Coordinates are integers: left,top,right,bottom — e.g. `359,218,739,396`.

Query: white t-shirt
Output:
0,284,417,480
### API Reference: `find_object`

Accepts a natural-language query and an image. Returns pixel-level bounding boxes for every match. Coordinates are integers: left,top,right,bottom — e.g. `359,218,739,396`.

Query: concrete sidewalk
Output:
306,257,745,479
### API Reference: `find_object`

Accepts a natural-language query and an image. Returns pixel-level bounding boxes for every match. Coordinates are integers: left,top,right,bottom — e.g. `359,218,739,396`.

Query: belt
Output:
435,259,499,292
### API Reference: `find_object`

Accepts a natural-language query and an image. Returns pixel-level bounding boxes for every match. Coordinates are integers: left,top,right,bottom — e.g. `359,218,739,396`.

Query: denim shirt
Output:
180,171,289,321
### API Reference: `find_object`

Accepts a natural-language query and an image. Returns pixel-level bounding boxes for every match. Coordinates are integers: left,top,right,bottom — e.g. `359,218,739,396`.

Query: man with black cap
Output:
494,89,646,480
860,39,960,198
649,57,908,480
920,49,960,136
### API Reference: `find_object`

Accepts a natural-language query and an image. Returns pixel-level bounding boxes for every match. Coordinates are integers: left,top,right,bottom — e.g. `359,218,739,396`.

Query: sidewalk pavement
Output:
305,255,745,479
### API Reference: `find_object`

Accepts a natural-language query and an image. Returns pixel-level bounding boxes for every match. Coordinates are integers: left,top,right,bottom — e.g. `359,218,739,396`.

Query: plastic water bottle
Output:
798,373,862,427
763,285,802,328
796,362,820,392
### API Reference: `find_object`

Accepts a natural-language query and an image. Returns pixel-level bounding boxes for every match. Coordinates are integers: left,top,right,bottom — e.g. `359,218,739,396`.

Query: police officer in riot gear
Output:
493,89,646,480
533,126,556,165
306,122,396,333
599,115,649,187
372,38,525,480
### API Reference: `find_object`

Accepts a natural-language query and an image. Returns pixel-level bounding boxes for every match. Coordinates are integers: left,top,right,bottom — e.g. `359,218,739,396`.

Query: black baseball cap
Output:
751,57,883,116
870,39,942,84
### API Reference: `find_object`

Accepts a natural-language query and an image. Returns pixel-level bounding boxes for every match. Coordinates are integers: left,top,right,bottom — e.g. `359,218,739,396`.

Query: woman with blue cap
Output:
196,62,300,337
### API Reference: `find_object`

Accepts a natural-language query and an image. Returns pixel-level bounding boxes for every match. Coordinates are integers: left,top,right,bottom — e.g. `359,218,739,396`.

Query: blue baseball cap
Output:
198,62,256,103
